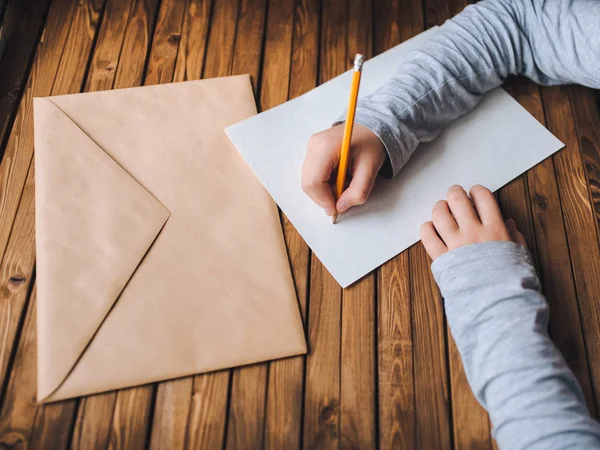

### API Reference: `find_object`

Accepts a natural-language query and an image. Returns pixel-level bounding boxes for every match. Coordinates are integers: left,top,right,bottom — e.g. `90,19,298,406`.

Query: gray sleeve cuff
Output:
430,240,542,336
334,108,418,178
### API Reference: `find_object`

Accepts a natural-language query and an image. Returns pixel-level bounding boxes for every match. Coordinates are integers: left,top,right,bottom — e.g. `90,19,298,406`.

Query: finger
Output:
420,221,448,260
336,157,378,213
301,137,340,215
431,199,459,243
469,185,504,226
506,218,527,247
446,185,480,229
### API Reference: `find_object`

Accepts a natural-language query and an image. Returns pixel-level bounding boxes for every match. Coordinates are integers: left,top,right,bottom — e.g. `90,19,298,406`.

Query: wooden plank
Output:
0,0,51,154
541,84,600,414
301,0,346,447
108,386,155,450
115,0,162,88
224,0,270,448
409,244,452,449
184,372,229,449
372,0,421,448
29,398,78,449
150,378,193,450
0,0,104,407
83,0,135,92
71,394,117,450
144,0,186,86
260,0,310,448
173,0,212,83
570,86,600,250
202,0,239,79
339,1,376,449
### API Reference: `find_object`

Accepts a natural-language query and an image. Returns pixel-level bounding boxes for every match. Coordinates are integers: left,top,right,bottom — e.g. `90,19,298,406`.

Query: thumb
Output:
336,157,378,213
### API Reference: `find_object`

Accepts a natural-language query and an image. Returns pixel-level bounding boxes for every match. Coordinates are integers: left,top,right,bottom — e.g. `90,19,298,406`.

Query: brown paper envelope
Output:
34,75,306,403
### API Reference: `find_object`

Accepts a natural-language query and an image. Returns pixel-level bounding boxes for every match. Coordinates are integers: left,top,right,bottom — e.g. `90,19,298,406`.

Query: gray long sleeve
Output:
353,0,600,176
432,241,600,449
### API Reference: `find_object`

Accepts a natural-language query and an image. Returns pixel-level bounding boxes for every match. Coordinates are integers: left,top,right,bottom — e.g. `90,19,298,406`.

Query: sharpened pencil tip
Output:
332,213,338,224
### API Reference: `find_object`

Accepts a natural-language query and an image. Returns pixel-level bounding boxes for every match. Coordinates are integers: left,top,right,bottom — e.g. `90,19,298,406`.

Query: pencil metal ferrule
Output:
353,53,364,72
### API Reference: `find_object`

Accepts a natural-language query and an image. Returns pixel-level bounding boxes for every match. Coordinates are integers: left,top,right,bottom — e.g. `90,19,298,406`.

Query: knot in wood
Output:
534,193,548,210
0,429,28,449
167,34,180,46
8,274,26,290
319,402,338,425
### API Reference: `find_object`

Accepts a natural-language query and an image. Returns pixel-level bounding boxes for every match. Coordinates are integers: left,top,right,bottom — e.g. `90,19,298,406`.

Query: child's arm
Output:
421,185,600,450
355,0,600,177
302,0,600,215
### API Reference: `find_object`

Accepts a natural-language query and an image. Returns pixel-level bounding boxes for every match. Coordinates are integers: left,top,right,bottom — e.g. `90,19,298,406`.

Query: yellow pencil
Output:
333,53,364,224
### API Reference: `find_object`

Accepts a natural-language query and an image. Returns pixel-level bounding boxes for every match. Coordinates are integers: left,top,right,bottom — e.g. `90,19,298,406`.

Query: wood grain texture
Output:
150,378,193,450
541,84,600,414
570,86,600,252
145,0,186,86
115,0,161,88
174,0,213,83
202,0,239,79
184,372,229,450
71,394,117,450
261,1,312,448
109,386,155,450
0,287,43,448
410,244,451,450
0,0,50,153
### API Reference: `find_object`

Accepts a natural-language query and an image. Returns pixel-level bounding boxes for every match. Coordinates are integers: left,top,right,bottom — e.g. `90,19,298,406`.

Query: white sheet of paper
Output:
226,27,564,288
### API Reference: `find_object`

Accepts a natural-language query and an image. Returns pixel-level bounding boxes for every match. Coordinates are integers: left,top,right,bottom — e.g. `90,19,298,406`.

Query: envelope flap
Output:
34,98,170,401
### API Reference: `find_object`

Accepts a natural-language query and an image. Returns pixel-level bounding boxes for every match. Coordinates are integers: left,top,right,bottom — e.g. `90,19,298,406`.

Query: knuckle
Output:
301,178,315,194
355,192,368,205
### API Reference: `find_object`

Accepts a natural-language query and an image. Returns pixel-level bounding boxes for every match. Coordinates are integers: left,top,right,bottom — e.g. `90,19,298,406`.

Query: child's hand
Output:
301,124,386,216
420,185,527,260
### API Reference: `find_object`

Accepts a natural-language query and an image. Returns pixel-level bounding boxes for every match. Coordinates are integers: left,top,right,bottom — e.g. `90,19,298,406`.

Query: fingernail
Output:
337,202,347,212
325,208,335,216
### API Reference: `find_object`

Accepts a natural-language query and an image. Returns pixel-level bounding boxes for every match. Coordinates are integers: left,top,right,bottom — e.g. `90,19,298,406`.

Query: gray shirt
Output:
352,0,600,448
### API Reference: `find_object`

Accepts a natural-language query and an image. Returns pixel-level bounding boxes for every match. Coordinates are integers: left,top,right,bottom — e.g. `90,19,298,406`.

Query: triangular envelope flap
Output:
34,98,170,401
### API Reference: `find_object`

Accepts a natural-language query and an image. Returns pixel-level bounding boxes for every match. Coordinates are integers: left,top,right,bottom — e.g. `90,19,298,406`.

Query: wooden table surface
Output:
0,0,599,448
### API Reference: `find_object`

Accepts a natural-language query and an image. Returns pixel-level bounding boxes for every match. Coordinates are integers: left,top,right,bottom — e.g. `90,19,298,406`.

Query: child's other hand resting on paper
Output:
420,184,600,449
420,184,526,259
301,124,386,216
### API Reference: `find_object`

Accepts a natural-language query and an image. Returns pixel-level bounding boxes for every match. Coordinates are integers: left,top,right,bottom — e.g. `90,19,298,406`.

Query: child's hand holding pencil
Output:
301,54,387,221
